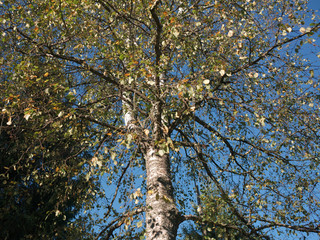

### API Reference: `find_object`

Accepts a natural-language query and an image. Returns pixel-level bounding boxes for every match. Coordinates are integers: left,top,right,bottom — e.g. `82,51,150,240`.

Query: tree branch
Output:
94,208,144,240
232,23,320,75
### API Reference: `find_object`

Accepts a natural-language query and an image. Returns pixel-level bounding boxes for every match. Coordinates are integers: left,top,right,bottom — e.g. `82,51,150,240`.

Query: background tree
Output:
0,54,98,239
181,185,261,240
1,0,320,239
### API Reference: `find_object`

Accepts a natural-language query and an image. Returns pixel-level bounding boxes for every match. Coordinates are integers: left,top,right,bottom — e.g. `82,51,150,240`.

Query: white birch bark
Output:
145,148,180,240
122,81,180,239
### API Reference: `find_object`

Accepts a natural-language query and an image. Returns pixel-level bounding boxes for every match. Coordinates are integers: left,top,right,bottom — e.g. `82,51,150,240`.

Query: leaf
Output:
58,111,64,117
300,27,306,34
162,195,172,203
144,129,150,136
55,210,61,217
172,28,179,37
310,69,314,78
74,44,83,49
227,30,234,37
137,220,143,228
110,152,117,160
158,149,165,156
203,79,210,85
24,113,31,121
6,116,12,125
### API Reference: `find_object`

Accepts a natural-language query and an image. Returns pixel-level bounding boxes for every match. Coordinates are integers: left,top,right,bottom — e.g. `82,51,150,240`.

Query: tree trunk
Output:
122,90,180,239
145,147,180,240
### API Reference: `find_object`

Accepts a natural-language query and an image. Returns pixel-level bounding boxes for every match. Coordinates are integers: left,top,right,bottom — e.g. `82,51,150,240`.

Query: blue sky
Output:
309,0,320,10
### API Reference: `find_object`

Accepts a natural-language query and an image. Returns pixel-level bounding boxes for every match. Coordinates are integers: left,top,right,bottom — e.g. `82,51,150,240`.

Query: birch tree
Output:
1,0,320,239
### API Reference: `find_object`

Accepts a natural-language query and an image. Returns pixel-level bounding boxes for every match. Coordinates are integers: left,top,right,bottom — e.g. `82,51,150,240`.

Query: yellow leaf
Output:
144,129,150,136
136,220,143,228
162,195,172,203
74,44,83,49
43,72,49,77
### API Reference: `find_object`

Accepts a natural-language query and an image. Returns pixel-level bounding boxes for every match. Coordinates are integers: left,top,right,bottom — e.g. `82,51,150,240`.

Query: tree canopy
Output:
0,54,98,239
1,0,320,239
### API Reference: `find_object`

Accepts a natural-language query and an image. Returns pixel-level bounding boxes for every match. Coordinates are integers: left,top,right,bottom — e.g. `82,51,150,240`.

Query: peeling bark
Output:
145,147,180,240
